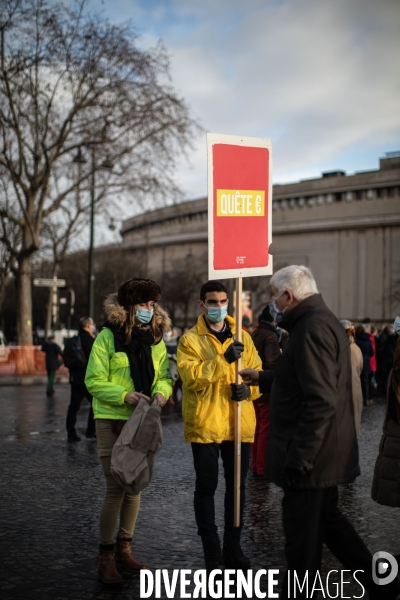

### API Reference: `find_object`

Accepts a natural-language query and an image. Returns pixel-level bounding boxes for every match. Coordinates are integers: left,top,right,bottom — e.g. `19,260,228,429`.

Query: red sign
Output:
207,133,273,279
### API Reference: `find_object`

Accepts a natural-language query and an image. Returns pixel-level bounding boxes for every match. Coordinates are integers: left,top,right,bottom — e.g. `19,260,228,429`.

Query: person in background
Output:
172,326,182,341
250,305,281,478
362,319,377,398
66,316,96,442
177,280,262,573
380,324,399,391
372,315,400,546
340,320,364,436
376,324,388,395
41,335,62,397
241,315,252,334
355,325,374,407
369,325,378,395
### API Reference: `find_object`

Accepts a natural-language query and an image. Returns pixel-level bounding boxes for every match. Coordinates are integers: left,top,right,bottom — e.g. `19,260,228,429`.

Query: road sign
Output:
207,133,273,279
33,278,66,288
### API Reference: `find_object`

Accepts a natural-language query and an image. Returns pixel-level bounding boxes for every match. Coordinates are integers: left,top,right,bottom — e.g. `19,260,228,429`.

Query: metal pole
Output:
52,276,58,332
67,289,75,338
234,276,243,527
88,148,95,318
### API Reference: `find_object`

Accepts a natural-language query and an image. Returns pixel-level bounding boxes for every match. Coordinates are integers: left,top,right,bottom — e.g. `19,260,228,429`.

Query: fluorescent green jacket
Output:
85,299,172,420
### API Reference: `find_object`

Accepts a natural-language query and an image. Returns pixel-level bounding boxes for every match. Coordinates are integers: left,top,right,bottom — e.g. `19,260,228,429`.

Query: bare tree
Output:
0,0,199,344
39,194,90,336
0,172,20,312
0,216,19,312
162,252,209,328
57,245,144,328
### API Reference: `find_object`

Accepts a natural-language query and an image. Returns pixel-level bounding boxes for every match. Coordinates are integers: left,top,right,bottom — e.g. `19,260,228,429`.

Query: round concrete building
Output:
119,153,400,324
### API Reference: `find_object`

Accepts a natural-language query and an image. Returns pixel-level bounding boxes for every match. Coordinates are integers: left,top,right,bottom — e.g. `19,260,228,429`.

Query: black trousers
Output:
191,441,250,549
280,486,398,599
66,384,94,436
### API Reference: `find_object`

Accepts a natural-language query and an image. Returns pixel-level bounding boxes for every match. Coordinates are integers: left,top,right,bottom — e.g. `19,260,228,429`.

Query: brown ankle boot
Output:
96,548,124,584
115,539,148,573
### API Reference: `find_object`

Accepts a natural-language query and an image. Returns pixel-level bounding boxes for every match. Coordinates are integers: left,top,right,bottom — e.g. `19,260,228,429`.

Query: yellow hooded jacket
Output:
177,314,262,444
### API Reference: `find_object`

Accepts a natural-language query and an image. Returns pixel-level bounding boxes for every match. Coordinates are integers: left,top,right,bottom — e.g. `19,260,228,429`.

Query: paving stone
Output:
0,385,396,599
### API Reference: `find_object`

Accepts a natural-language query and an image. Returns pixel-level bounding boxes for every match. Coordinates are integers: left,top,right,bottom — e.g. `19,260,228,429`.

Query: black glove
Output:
230,383,251,401
224,341,245,364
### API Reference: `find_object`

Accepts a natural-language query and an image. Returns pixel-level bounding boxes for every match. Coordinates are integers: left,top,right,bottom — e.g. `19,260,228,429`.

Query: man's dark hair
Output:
79,316,92,328
259,305,274,323
200,280,228,302
48,335,55,340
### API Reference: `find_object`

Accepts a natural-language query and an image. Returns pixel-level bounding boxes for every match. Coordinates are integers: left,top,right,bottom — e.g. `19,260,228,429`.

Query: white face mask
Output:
268,292,287,323
394,316,400,335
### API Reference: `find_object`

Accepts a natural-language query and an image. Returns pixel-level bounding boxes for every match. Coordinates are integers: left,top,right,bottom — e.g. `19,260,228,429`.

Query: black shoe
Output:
46,390,54,397
223,543,251,570
68,433,81,442
85,432,97,440
204,546,224,573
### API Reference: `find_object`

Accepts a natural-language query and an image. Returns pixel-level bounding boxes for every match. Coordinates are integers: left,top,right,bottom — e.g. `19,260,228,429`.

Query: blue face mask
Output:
136,308,154,324
203,303,228,324
395,316,400,335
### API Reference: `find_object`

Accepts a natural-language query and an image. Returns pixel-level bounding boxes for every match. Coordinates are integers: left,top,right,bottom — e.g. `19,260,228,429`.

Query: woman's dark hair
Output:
355,325,365,336
200,280,228,302
259,305,273,323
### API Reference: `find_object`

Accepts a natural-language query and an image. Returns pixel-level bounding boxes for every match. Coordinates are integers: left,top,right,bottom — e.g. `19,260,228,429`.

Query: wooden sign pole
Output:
234,276,243,527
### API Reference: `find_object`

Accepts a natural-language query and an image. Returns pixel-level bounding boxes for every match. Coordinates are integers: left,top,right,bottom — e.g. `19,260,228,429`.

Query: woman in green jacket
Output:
85,278,172,584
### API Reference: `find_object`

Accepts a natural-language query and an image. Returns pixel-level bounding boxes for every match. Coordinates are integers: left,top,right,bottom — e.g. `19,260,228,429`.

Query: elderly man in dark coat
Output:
239,265,400,600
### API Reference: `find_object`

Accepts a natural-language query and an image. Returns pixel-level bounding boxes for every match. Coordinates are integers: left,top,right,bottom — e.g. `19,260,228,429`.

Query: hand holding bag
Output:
110,397,163,494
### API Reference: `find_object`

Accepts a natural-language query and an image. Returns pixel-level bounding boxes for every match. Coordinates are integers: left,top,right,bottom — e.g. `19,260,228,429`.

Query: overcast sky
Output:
93,0,400,241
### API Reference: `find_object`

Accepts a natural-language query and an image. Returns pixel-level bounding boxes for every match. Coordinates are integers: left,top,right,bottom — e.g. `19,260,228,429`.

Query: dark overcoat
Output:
261,294,360,489
371,370,400,507
69,328,95,385
355,331,374,374
251,321,281,402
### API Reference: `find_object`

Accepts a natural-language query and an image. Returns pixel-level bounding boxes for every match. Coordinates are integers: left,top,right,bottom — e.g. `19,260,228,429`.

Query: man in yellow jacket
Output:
177,280,262,572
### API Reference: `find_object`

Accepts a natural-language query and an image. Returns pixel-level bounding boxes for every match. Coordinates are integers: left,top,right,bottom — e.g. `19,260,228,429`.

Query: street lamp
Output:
73,147,113,318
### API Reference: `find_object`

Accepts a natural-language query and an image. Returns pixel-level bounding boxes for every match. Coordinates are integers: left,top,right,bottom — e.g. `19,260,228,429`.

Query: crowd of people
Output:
40,268,400,598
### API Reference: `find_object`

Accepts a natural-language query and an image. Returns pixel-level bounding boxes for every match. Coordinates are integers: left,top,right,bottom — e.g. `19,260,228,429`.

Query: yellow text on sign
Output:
216,190,265,217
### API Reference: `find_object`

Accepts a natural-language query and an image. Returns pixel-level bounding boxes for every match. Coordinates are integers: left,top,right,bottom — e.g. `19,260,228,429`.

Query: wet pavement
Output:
0,384,398,599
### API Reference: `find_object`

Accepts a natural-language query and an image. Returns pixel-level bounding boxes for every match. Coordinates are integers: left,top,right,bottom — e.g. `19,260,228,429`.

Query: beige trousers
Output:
96,419,141,546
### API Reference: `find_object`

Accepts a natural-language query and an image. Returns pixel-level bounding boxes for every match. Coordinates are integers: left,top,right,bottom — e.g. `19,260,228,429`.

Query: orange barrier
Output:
0,346,69,376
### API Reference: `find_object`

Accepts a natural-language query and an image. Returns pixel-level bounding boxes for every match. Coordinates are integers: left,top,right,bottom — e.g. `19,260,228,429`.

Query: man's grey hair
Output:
79,316,93,328
340,319,353,330
270,265,319,301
